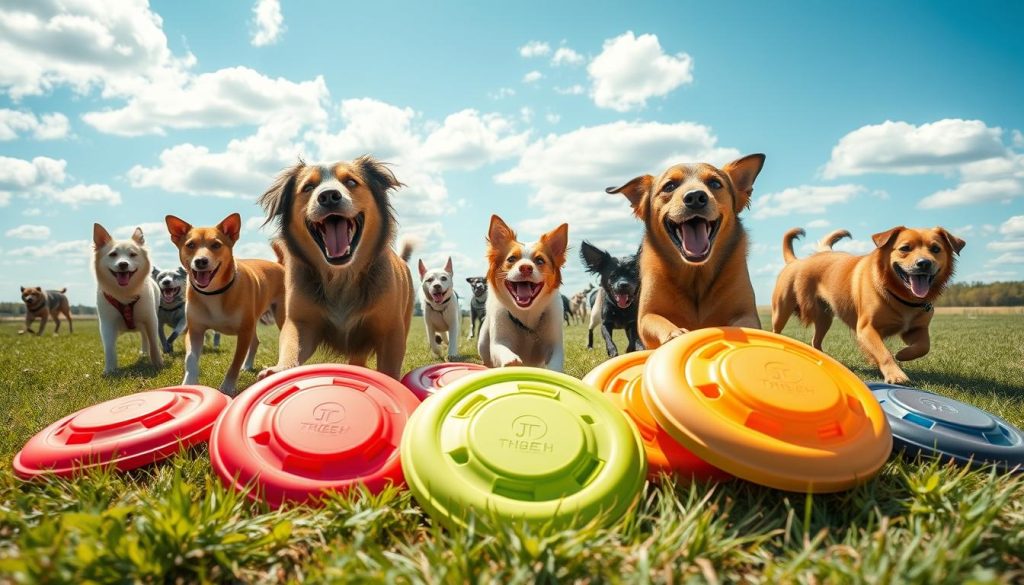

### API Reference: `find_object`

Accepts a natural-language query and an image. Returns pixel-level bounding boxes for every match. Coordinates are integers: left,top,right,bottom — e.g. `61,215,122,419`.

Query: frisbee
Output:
583,351,729,481
869,382,1024,470
401,362,488,400
643,328,892,492
14,386,228,479
401,367,646,530
209,364,419,507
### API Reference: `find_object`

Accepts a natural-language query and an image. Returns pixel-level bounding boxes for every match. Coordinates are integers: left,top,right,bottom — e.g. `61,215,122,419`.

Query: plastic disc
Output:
583,351,729,481
643,328,892,492
869,382,1024,470
209,364,419,507
401,367,646,530
401,362,488,401
14,386,229,479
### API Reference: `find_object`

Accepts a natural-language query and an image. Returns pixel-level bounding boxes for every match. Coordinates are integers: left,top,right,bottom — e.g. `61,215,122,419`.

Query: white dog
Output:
93,224,163,374
418,257,460,361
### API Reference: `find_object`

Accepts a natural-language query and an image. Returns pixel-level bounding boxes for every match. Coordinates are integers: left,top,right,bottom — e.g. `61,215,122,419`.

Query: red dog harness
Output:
104,293,140,330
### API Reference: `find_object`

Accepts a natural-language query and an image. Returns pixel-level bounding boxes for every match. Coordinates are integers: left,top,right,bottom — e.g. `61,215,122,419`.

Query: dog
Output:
465,276,488,339
580,241,643,357
478,215,568,370
607,154,765,348
166,213,286,395
772,226,965,384
569,285,592,324
92,224,163,374
151,266,222,353
561,294,572,326
18,286,72,336
419,257,460,361
256,156,416,380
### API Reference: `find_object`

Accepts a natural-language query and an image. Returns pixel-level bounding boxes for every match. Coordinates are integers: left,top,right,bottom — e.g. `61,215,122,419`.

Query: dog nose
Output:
117,261,129,270
915,258,933,271
683,190,708,210
194,257,209,269
432,284,442,291
518,264,534,276
317,190,343,206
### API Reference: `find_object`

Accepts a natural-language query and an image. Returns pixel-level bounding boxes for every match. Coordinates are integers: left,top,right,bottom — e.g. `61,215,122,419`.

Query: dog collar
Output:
425,294,453,312
506,310,546,335
159,302,185,312
191,271,236,296
886,289,933,312
25,297,46,313
104,293,140,330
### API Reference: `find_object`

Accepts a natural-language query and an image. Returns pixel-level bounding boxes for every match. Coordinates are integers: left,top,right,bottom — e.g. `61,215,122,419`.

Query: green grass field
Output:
1,314,1023,583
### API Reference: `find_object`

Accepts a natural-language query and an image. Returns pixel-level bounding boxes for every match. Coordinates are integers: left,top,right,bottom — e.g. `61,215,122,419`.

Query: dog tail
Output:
397,235,416,263
270,239,286,264
57,287,67,293
782,228,805,264
816,229,852,252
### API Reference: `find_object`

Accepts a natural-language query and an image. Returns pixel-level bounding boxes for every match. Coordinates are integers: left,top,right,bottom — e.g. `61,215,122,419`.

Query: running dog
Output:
419,257,460,360
465,276,487,339
580,241,642,357
18,286,72,336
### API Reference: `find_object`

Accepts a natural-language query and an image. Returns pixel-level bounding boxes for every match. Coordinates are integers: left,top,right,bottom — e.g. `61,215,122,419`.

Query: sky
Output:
2,0,1023,308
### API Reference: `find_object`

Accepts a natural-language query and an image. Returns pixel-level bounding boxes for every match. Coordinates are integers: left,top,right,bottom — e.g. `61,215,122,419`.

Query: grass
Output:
1,313,1023,583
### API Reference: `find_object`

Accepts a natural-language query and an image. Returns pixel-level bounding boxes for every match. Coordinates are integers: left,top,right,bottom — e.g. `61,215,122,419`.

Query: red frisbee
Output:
401,362,488,400
209,364,419,508
13,386,229,479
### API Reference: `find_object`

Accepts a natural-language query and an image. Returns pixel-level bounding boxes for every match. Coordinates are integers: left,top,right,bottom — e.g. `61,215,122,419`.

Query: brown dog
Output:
166,213,286,395
771,226,965,383
19,286,73,335
256,156,415,380
607,154,765,348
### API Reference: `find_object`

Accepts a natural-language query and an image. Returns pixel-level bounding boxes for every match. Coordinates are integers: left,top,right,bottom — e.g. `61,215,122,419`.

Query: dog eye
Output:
440,276,448,281
107,251,117,258
930,244,942,254
343,178,358,188
708,179,722,189
186,242,196,250
661,181,678,193
129,252,137,258
506,255,518,264
536,257,545,266
211,242,222,250
898,245,912,252
301,183,314,193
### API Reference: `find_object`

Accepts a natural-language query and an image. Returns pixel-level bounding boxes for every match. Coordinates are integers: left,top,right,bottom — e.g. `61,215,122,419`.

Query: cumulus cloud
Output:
5,224,50,240
752,184,866,219
250,0,284,47
587,31,693,112
555,84,585,95
918,178,1024,209
522,70,543,84
987,215,1024,252
519,41,551,58
551,47,584,66
52,183,121,207
7,239,91,261
0,109,69,140
0,154,120,208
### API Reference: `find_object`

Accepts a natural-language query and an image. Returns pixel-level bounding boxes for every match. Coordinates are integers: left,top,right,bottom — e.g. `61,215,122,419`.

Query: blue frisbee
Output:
869,383,1024,470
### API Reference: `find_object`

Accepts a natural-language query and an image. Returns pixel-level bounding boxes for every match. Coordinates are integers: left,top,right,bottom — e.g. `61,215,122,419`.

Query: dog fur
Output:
580,241,642,357
256,156,416,380
419,257,460,360
166,213,286,395
465,276,487,339
19,286,72,336
607,154,765,348
772,226,965,384
478,215,568,370
152,266,188,353
569,285,592,324
92,224,163,374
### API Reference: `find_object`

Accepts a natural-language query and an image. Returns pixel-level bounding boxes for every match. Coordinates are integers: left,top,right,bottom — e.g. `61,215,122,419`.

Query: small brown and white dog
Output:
419,257,460,361
478,215,568,370
256,156,416,380
607,154,765,348
19,286,72,336
93,224,163,374
771,226,965,384
166,213,286,395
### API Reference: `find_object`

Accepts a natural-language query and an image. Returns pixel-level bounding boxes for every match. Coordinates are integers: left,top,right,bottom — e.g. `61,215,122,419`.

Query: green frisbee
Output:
400,367,646,531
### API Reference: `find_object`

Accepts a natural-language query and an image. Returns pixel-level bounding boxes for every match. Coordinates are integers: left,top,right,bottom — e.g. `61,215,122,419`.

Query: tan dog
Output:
256,156,416,380
771,226,965,383
607,154,765,348
166,213,286,395
19,286,73,335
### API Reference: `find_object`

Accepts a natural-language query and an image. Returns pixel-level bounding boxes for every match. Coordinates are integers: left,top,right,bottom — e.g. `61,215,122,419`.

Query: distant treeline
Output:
0,302,97,317
939,281,1024,307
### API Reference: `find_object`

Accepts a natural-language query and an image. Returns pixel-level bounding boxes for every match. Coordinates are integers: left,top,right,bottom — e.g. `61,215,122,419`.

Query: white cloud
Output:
420,109,530,170
987,215,1024,252
752,184,865,219
5,224,50,240
1013,129,1024,148
551,47,584,66
52,183,121,207
587,31,693,112
832,238,874,254
991,252,1024,264
0,155,66,191
250,0,284,47
489,87,515,100
545,113,560,124
7,239,91,262
806,219,831,229
523,70,543,84
0,109,69,140
555,84,585,95
519,41,551,58
917,178,1024,209
22,207,42,216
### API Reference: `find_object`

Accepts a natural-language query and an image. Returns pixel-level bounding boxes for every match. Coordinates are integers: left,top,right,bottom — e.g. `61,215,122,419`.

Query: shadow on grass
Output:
103,360,165,379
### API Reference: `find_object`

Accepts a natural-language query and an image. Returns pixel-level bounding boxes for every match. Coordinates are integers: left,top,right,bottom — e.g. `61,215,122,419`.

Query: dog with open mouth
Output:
465,276,488,339
772,226,965,384
580,241,643,357
419,257,461,361
478,215,568,371
166,213,286,395
256,156,416,380
18,286,73,336
151,266,222,353
607,154,766,348
92,224,163,374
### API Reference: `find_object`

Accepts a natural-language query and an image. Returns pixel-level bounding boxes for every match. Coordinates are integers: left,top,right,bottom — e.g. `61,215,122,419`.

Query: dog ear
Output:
177,266,187,277
487,215,517,249
217,213,242,244
151,267,159,279
465,277,474,284
93,223,112,249
606,175,653,218
131,227,145,245
418,259,427,279
580,241,611,275
165,215,192,246
355,155,403,194
723,154,766,213
444,256,453,275
259,161,304,227
541,223,569,267
20,286,24,292
871,226,906,249
938,228,967,255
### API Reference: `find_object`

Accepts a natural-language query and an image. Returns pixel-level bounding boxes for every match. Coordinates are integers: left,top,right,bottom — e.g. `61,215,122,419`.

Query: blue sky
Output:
2,0,1023,307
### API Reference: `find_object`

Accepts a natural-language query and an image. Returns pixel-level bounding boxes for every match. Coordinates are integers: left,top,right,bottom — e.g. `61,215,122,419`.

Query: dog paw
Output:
257,366,288,381
883,369,910,385
499,357,523,367
661,328,689,345
607,349,619,358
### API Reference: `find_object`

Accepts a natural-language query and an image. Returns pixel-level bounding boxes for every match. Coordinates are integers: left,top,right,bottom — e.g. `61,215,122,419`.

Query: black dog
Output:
465,276,487,339
561,294,572,326
580,241,643,357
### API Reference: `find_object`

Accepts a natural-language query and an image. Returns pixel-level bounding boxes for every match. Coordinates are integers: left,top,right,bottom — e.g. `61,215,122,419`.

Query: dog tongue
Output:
322,217,350,258
194,270,213,288
909,274,931,298
115,272,131,286
162,290,176,303
679,219,711,257
431,292,446,304
513,281,535,303
613,293,630,308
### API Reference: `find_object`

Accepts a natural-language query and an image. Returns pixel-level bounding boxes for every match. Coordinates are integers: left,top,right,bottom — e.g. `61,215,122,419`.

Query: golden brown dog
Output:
19,286,73,336
771,226,965,383
166,213,286,395
256,156,416,380
607,154,765,348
